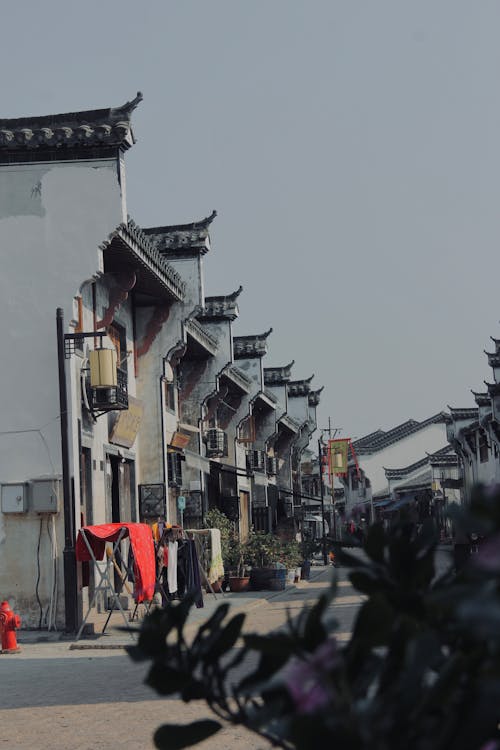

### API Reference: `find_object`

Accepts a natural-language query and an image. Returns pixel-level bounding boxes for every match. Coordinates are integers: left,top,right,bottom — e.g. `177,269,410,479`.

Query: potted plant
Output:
226,540,250,592
299,537,320,580
245,532,286,590
281,540,302,582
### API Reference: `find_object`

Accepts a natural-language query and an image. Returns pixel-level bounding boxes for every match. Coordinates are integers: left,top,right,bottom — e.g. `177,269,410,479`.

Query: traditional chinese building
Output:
0,94,324,629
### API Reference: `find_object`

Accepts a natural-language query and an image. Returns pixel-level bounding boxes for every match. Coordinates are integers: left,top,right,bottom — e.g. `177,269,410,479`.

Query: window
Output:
479,432,489,463
164,379,176,413
108,323,128,376
167,451,183,487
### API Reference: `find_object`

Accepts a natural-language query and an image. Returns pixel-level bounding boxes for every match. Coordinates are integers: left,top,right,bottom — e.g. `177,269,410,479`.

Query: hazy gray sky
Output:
3,1,500,439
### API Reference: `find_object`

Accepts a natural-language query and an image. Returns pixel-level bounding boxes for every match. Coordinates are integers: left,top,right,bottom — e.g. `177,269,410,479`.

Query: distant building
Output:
447,337,500,502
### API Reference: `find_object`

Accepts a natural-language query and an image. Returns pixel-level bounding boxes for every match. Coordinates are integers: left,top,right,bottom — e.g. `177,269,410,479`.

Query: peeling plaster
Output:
136,304,172,358
96,271,137,329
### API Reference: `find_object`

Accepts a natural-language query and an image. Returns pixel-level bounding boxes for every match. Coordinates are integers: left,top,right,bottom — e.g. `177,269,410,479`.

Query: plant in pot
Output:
299,537,321,580
245,532,285,590
226,539,250,592
204,508,235,592
281,540,302,582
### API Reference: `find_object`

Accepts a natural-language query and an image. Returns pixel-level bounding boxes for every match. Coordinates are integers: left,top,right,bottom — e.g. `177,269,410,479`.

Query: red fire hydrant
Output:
0,601,21,653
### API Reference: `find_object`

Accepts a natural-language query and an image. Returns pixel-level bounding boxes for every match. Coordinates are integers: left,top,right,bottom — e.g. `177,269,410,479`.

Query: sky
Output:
3,1,500,440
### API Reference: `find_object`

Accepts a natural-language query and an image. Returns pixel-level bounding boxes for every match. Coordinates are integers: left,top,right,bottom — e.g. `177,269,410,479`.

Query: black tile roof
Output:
198,286,242,321
472,390,490,407
0,93,142,155
384,445,454,479
264,361,295,385
288,375,315,397
233,328,273,359
143,211,217,256
447,407,479,420
353,414,448,455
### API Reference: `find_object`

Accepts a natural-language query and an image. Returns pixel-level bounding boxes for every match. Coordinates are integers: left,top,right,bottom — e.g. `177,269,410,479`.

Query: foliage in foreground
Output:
128,485,500,750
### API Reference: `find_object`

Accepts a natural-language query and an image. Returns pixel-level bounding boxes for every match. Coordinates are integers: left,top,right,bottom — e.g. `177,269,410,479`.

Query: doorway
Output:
80,447,93,526
105,453,136,591
239,490,250,541
106,454,135,524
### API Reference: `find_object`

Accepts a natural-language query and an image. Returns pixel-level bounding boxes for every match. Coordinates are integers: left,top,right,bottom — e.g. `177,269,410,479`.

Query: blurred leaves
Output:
131,483,500,750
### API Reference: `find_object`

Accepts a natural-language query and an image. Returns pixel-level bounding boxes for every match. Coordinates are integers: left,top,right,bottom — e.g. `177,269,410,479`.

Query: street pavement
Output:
0,548,453,750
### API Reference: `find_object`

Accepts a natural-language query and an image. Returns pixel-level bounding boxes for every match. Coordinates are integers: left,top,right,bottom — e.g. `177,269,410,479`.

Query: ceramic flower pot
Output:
206,579,223,593
229,576,250,593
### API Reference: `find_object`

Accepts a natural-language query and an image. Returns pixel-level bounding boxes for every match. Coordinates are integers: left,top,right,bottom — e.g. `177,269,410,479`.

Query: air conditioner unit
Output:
248,450,265,472
205,427,226,457
267,456,278,475
167,452,183,487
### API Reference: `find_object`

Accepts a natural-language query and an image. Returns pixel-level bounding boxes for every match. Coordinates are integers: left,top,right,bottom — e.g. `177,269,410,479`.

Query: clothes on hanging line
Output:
177,540,204,608
167,540,178,595
154,530,204,609
76,523,156,603
187,528,224,584
151,521,183,543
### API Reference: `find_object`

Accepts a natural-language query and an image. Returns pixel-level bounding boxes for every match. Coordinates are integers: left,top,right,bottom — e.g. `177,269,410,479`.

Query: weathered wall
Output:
0,157,124,627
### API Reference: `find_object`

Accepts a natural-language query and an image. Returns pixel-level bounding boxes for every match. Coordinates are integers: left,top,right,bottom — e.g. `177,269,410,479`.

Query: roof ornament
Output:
229,285,243,300
115,92,144,115
204,209,217,226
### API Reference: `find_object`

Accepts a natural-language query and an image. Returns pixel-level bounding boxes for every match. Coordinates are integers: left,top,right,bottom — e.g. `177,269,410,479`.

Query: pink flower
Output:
282,639,339,714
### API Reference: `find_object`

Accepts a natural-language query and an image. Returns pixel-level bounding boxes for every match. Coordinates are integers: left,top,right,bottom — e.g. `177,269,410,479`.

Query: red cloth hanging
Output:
76,523,156,603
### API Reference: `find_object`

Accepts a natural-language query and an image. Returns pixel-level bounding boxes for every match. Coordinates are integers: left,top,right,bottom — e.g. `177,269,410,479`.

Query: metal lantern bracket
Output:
64,331,106,359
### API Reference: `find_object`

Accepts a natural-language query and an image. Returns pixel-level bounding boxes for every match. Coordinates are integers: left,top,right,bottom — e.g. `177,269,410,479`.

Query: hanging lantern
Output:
89,348,118,388
334,451,344,469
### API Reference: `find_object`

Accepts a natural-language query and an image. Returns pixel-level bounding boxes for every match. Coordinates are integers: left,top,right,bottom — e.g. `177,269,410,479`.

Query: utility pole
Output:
318,436,328,566
317,420,343,558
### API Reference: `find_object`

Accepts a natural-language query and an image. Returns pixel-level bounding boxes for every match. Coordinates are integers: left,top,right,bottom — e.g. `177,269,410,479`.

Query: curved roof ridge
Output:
144,210,217,234
234,327,273,342
0,93,143,153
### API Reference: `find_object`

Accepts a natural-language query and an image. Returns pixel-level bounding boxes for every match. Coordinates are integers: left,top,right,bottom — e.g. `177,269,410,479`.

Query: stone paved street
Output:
0,550,453,749
0,564,363,750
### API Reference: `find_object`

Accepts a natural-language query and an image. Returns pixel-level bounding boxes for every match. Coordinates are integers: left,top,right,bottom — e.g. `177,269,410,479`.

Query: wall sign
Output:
109,396,144,449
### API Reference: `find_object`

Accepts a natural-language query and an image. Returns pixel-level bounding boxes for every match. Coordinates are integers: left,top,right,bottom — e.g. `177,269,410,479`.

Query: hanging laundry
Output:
167,540,178,595
207,528,224,584
76,523,156,603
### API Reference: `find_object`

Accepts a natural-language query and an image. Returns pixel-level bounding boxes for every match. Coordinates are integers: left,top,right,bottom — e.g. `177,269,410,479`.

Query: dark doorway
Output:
80,447,93,526
110,455,120,523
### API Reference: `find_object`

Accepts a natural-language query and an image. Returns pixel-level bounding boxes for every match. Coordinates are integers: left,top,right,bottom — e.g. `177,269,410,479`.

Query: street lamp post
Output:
56,308,106,633
56,308,78,633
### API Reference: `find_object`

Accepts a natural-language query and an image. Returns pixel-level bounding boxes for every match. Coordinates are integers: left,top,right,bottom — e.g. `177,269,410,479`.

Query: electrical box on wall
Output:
1,484,28,513
30,478,61,513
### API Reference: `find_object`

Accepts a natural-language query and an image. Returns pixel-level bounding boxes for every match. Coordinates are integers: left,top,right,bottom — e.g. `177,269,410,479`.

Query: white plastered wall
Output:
0,157,124,627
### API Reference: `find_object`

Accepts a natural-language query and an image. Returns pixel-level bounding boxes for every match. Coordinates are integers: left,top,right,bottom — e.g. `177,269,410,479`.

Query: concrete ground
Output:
0,549,453,750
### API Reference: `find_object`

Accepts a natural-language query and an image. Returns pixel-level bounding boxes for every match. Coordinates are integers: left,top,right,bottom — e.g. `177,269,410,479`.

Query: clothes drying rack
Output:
75,526,134,641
